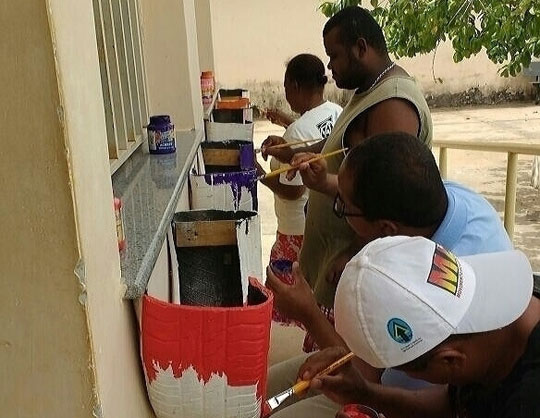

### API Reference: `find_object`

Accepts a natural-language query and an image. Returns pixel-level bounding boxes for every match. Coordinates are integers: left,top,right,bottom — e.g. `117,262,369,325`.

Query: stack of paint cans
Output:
141,87,271,418
205,89,254,141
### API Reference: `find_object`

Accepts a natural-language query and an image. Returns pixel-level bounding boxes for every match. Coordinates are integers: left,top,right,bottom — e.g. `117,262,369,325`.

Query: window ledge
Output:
112,129,204,299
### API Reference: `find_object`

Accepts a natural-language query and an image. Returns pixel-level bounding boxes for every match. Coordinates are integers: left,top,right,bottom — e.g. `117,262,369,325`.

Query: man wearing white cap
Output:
300,236,540,418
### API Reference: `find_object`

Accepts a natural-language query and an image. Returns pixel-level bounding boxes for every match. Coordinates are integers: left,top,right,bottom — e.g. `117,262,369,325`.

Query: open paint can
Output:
337,404,379,418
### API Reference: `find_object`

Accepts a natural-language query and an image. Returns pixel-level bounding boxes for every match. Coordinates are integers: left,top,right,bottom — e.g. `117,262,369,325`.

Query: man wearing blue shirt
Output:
266,132,512,417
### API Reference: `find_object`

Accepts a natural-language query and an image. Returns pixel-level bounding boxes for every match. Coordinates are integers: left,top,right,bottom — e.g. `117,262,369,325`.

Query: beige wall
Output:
0,1,96,416
210,0,527,94
47,0,155,416
0,0,158,416
195,0,216,73
140,0,204,131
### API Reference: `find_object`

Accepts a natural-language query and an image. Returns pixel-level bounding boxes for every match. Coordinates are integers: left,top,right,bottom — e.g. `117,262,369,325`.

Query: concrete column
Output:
140,0,204,130
0,0,155,416
195,0,216,73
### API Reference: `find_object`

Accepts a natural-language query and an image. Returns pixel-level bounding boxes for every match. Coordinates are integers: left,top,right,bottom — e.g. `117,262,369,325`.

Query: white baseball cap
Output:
335,236,533,369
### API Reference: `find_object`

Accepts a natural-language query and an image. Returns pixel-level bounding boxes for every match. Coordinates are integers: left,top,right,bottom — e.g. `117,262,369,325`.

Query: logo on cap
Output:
387,318,413,344
427,244,462,296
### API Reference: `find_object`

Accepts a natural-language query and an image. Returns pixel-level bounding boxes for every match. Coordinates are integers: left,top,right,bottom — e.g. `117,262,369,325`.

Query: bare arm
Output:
266,263,381,382
265,109,295,128
292,98,421,196
260,175,306,200
300,347,453,418
256,161,305,200
261,136,326,163
352,98,421,147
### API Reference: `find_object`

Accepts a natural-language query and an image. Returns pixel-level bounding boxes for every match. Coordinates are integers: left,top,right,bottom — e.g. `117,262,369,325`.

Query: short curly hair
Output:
285,53,328,90
342,131,446,227
323,6,387,54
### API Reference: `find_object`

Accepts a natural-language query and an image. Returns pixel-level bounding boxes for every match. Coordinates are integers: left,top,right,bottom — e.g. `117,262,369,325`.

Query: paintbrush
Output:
256,148,348,181
254,138,322,153
262,352,355,417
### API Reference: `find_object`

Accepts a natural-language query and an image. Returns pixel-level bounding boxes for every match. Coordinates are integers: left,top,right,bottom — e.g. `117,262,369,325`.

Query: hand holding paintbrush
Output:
256,148,348,182
262,352,356,416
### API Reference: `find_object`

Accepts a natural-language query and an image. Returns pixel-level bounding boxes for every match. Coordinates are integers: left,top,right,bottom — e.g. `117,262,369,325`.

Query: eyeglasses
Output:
333,193,365,218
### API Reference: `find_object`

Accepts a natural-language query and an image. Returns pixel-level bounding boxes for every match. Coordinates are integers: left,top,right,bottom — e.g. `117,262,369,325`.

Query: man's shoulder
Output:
444,181,486,205
453,326,540,418
437,180,512,254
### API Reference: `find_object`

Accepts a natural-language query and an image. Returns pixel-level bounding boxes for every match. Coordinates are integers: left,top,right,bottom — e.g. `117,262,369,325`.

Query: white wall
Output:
210,0,528,95
140,0,204,130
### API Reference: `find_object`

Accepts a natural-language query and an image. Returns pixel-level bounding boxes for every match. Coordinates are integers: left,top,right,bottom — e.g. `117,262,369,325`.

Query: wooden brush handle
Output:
260,148,348,180
255,138,321,153
315,351,355,377
292,351,355,395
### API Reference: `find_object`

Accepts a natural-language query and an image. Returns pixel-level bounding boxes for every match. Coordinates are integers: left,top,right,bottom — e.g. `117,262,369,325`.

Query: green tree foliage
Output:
319,0,540,77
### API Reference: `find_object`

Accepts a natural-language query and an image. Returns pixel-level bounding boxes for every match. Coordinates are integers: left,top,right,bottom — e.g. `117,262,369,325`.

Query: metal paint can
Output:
147,115,176,154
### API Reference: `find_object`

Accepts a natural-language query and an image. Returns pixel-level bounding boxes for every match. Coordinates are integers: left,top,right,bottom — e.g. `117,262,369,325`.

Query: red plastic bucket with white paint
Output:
141,279,273,418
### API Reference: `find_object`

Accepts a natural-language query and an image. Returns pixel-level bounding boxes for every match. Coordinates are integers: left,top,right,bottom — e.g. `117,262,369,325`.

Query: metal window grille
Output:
92,0,149,173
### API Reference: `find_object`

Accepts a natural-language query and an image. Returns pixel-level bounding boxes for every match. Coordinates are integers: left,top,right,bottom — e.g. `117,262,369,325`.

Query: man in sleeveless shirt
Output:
262,7,432,355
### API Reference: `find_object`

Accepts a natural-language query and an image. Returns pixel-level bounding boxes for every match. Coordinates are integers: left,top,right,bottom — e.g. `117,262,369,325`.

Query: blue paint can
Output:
147,115,176,154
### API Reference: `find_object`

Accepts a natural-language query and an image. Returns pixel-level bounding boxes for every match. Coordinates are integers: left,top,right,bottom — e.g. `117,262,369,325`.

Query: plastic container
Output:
147,115,176,154
142,280,272,418
114,197,126,251
337,404,379,418
269,259,304,326
201,71,215,106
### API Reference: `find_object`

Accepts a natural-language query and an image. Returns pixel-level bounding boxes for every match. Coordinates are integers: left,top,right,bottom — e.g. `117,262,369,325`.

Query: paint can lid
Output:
149,115,171,126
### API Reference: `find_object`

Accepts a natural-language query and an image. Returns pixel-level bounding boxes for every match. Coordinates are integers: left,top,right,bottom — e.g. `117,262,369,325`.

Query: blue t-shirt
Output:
382,180,512,388
431,181,512,255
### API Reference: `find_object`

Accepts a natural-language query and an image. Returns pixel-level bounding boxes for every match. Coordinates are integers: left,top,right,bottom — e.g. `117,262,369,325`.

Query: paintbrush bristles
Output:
262,351,355,416
259,148,348,181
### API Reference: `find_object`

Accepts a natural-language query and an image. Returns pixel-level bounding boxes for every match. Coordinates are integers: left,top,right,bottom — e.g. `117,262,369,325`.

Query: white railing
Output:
434,139,540,239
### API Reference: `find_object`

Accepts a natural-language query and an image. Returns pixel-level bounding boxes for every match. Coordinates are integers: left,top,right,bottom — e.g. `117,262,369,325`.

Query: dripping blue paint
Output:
203,169,258,211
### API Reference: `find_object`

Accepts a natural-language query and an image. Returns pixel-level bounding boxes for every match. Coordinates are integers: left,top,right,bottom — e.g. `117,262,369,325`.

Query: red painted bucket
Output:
142,279,273,418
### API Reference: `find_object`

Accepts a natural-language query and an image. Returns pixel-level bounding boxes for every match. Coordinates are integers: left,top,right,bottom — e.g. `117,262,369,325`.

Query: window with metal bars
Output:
92,0,149,173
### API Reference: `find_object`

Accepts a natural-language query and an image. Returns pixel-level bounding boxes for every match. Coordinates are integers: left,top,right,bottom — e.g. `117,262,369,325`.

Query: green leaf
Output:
318,0,540,76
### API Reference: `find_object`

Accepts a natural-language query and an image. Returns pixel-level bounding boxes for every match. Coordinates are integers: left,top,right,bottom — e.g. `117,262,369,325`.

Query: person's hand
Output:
260,135,293,163
298,347,369,406
265,261,319,324
287,152,329,190
265,109,293,128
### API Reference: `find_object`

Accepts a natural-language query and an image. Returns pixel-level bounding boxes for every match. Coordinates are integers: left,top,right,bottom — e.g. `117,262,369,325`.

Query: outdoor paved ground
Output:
255,104,540,365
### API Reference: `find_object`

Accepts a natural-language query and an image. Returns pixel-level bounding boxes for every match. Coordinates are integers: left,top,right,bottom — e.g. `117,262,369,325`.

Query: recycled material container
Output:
201,71,215,106
142,280,272,418
142,210,270,418
147,115,176,154
337,404,379,418
190,141,258,212
172,210,262,307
